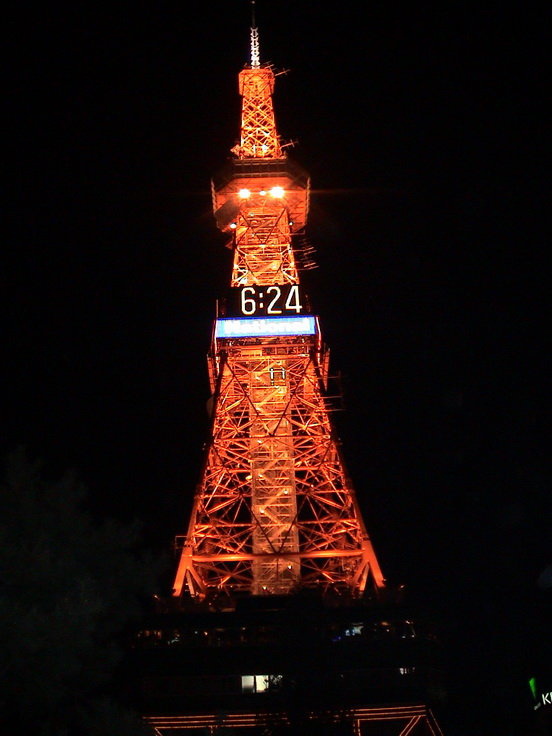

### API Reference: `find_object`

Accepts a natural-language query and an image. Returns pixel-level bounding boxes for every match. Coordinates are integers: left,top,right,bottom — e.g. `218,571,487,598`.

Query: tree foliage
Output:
0,448,159,735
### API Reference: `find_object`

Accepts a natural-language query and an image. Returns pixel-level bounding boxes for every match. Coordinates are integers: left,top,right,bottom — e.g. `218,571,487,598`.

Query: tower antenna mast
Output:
250,0,260,68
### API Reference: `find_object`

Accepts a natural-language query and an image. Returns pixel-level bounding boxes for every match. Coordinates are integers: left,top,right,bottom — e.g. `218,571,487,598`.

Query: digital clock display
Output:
225,284,305,317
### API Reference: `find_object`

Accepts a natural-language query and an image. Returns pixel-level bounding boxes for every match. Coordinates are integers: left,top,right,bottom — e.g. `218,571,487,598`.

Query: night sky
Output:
4,3,549,733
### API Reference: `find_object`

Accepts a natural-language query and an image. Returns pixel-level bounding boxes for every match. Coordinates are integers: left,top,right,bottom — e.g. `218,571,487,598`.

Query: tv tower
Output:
172,6,384,605
137,9,447,735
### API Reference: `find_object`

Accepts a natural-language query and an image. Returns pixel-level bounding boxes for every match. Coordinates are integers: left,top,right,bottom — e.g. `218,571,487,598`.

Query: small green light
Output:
529,676,537,700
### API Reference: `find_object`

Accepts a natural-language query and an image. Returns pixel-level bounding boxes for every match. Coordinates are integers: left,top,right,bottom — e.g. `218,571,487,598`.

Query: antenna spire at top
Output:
250,0,260,67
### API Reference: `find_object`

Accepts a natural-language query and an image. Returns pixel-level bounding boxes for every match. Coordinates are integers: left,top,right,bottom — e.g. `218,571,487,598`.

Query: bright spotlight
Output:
270,186,285,198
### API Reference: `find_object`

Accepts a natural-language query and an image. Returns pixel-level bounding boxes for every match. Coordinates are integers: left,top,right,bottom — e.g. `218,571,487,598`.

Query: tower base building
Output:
132,594,446,735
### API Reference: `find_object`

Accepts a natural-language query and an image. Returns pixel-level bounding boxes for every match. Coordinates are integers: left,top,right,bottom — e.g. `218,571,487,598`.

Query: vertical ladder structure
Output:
172,16,385,604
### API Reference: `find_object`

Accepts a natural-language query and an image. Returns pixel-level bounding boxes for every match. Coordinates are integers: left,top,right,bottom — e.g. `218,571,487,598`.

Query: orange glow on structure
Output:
145,705,445,736
235,64,281,159
173,29,385,603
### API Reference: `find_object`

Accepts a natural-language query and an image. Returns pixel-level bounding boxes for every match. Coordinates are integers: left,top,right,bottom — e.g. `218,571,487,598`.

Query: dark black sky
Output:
3,3,549,732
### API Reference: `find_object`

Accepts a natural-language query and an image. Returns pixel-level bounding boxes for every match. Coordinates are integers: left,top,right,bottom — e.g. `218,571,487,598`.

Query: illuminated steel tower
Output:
137,13,448,736
172,18,385,603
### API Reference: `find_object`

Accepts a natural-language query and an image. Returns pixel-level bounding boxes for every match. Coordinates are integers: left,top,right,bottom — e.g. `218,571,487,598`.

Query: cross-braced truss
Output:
232,207,299,286
173,333,384,599
233,65,282,159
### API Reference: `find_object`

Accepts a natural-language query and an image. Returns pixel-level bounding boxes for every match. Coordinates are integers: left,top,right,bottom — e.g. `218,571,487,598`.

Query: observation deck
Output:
212,156,310,234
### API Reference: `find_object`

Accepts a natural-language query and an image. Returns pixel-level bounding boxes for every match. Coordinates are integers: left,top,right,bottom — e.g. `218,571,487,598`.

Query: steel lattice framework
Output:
173,24,385,603
231,209,299,287
235,65,282,159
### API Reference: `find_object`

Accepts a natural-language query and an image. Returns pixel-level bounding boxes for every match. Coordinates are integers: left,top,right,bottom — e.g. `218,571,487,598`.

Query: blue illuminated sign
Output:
215,316,316,338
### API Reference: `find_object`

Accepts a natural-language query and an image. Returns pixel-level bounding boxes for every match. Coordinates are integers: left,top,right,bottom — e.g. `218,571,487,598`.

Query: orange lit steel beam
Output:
186,549,379,563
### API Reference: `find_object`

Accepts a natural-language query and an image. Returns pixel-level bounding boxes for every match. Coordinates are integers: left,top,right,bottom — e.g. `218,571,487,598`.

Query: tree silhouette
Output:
0,448,160,735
